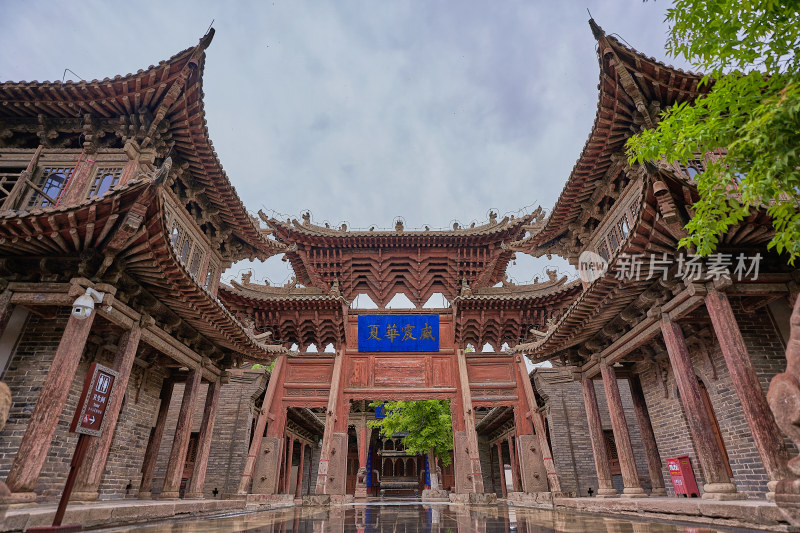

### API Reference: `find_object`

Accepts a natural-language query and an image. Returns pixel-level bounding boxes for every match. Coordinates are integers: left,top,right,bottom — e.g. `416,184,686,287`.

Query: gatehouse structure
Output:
0,19,799,532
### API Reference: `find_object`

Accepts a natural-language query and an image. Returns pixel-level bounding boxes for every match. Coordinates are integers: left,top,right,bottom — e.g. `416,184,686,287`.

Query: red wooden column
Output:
5,308,97,502
238,354,286,494
600,362,647,497
295,443,306,499
283,436,295,494
316,349,345,494
186,378,222,499
516,356,560,492
456,348,485,493
354,417,368,498
581,376,618,497
628,375,667,496
72,325,142,501
159,367,202,499
705,289,791,494
496,442,508,498
139,380,175,498
661,316,743,500
508,435,520,492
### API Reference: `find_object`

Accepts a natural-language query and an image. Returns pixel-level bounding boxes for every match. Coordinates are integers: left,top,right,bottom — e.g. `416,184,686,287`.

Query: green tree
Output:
627,1,800,261
368,400,454,466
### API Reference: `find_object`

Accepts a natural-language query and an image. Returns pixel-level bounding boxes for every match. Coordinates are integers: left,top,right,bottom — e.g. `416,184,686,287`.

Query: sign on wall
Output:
69,362,119,437
358,314,439,352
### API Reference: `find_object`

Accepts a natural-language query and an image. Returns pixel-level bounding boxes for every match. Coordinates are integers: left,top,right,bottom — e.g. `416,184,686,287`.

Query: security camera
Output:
71,287,105,320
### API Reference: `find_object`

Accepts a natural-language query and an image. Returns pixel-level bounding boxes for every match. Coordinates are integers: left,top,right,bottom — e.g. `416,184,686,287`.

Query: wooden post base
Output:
701,482,746,500
622,487,648,498
67,491,98,502
4,491,37,506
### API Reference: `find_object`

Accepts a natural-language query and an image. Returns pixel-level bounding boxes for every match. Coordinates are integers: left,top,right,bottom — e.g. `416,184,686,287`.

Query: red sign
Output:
70,362,118,437
666,456,700,497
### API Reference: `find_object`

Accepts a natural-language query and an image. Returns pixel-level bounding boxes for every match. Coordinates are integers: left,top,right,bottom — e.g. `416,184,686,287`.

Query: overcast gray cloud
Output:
0,0,691,286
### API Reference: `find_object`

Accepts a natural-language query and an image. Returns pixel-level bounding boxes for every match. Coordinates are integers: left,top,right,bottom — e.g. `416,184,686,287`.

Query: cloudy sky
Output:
1,1,691,287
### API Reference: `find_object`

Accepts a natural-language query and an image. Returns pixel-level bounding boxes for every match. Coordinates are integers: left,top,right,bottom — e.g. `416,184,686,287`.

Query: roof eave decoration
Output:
0,29,285,264
516,19,706,257
262,208,537,243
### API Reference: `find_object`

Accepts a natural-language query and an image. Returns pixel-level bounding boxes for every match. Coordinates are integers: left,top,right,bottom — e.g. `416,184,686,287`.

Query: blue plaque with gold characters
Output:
357,314,439,352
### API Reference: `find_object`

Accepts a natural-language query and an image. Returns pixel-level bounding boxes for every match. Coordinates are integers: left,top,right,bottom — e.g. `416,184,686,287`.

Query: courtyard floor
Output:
1,498,792,532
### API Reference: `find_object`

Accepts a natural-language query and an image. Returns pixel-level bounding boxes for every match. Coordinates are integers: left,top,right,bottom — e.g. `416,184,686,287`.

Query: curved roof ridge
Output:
264,210,536,240
514,19,706,256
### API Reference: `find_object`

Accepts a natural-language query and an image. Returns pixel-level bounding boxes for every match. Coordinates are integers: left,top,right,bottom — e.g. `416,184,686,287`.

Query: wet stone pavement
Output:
96,502,765,533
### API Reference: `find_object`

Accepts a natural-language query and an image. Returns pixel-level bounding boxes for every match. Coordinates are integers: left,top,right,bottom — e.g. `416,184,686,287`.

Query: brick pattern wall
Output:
98,364,164,499
478,437,499,494
0,311,162,502
206,370,259,497
534,373,596,497
638,297,794,500
533,368,652,497
150,369,265,498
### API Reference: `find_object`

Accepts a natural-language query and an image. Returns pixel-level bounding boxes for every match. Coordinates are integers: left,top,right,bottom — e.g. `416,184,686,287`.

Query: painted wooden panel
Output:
466,360,514,384
348,357,370,388
373,357,427,387
431,357,453,387
285,363,333,384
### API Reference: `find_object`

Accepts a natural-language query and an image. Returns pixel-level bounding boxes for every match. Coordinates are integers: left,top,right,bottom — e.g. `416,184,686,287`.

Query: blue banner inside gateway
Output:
357,314,439,352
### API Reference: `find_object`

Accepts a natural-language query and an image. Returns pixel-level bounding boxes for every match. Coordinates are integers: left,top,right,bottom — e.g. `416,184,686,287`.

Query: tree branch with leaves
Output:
628,0,800,262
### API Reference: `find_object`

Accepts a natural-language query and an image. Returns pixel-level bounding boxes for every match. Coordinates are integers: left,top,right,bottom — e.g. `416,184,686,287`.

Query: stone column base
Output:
69,490,99,502
622,487,648,498
158,491,181,500
702,482,745,500
596,488,619,498
4,491,37,507
137,491,153,499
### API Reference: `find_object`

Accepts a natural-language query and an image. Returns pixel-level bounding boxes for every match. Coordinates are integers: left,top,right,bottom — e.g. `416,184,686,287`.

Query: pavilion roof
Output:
0,29,285,262
509,20,708,256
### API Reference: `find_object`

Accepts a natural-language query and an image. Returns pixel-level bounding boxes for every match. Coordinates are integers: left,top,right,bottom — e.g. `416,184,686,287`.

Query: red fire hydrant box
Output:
667,456,700,497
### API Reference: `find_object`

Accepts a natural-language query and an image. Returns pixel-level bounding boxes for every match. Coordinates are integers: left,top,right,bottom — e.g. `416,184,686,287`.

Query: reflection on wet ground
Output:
98,502,763,533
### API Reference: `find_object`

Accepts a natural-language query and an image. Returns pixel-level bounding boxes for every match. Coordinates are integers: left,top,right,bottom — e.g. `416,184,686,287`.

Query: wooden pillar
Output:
139,380,174,498
508,435,520,492
238,354,286,494
295,443,306,499
706,289,790,494
600,362,647,498
516,356,560,492
661,316,742,500
628,375,666,496
5,309,96,500
354,417,368,498
489,448,497,494
72,325,142,501
283,435,295,494
316,349,345,494
581,376,618,497
186,379,222,499
159,367,202,499
0,289,15,339
456,348,485,493
496,442,507,498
